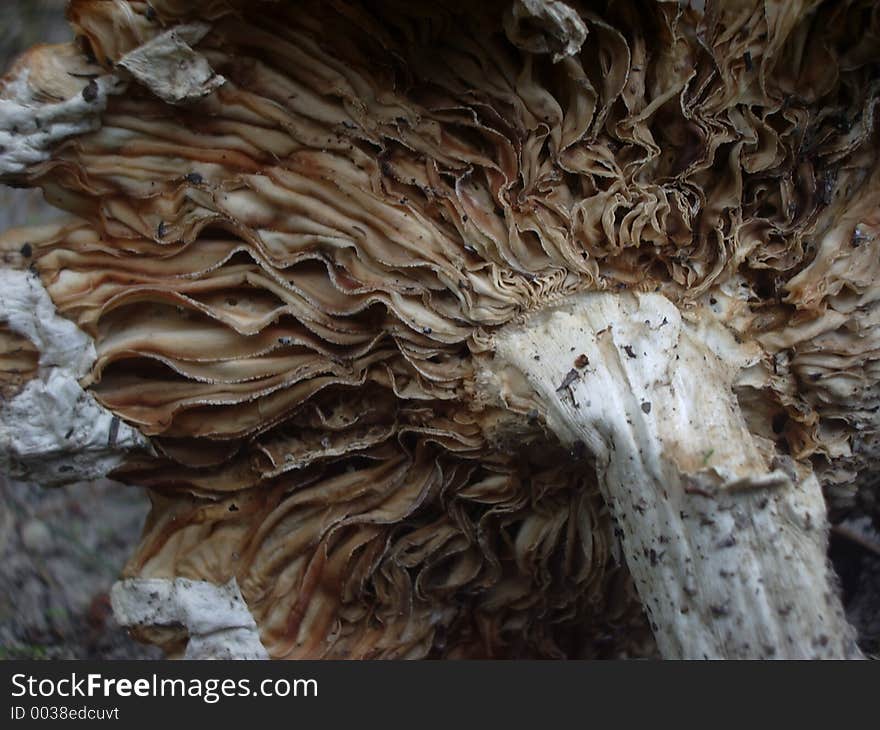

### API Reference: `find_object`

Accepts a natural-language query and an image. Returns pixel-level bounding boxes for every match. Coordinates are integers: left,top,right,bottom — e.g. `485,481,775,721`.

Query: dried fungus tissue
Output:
0,0,878,658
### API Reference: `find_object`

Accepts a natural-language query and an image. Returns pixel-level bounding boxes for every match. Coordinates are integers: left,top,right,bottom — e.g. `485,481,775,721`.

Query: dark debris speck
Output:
82,79,98,103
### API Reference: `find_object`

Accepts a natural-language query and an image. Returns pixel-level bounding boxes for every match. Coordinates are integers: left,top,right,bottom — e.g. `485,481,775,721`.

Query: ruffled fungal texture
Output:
0,240,37,399
4,0,880,655
0,322,39,398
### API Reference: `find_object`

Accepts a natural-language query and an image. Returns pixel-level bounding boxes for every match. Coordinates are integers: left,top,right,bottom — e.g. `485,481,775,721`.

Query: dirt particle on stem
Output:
555,369,580,393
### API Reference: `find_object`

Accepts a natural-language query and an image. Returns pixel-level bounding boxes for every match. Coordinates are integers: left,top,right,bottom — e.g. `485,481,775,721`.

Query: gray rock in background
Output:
0,477,160,659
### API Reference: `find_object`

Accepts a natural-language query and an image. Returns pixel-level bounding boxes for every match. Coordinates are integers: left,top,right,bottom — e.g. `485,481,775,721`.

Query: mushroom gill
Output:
1,0,878,658
0,322,39,398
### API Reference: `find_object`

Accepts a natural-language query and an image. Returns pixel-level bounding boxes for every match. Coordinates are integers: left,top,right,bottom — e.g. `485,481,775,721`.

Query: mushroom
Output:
1,0,876,658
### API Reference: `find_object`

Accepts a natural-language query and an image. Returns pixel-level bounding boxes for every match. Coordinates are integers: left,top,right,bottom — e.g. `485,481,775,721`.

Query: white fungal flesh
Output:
0,267,150,485
111,578,269,660
0,67,122,175
116,23,225,104
490,291,863,659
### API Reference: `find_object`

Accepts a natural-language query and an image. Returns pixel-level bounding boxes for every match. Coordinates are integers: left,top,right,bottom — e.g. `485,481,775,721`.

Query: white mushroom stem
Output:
489,292,863,658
